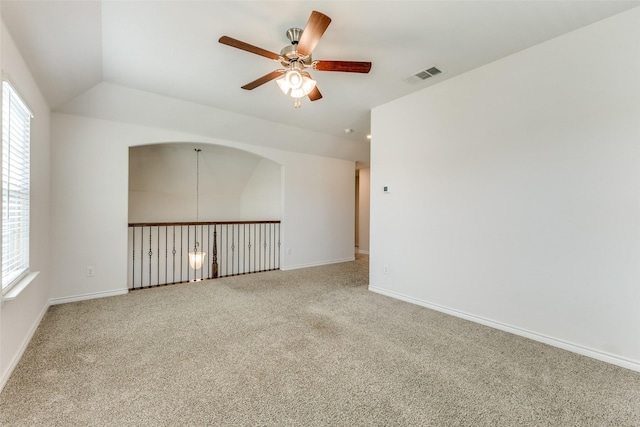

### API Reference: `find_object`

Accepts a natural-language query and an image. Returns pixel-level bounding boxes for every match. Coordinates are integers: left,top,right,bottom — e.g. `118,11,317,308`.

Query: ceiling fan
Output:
219,10,372,108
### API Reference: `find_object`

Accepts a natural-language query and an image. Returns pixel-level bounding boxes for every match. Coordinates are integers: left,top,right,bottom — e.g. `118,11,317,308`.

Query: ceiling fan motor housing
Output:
280,28,312,67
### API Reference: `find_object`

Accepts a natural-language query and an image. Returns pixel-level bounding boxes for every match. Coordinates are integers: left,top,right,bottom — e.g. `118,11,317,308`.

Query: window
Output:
2,81,31,292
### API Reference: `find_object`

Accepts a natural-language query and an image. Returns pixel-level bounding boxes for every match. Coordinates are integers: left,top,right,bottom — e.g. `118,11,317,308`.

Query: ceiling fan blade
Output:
219,36,280,61
308,86,322,101
314,60,372,73
296,11,331,56
241,70,283,90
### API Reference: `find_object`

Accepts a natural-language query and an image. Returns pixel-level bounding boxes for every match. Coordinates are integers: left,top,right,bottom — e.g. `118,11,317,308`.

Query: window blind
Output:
2,81,31,291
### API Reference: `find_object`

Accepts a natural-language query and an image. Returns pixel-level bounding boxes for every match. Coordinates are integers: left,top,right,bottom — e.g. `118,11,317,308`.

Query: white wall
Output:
358,168,370,254
50,113,354,302
129,190,242,223
0,22,51,389
370,8,640,371
280,156,355,270
240,158,282,220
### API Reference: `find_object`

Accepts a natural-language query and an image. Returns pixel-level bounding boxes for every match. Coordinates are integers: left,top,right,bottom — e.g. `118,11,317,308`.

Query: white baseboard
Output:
369,286,640,373
281,257,355,271
49,288,128,305
0,300,50,393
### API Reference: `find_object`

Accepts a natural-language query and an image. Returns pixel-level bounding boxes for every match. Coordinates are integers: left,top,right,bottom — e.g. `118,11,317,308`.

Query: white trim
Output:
281,257,355,271
368,286,640,373
0,300,49,393
2,271,39,302
358,249,370,255
1,75,34,117
49,288,128,305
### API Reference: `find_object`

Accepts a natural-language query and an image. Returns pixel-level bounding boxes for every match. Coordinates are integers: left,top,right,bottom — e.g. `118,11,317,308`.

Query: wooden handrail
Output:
128,220,281,227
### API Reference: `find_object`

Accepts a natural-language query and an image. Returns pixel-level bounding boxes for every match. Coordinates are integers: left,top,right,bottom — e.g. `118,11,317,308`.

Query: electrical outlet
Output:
383,264,389,274
86,266,95,277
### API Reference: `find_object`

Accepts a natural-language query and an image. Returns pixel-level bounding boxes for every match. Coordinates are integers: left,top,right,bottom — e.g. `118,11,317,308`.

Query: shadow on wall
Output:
128,142,282,223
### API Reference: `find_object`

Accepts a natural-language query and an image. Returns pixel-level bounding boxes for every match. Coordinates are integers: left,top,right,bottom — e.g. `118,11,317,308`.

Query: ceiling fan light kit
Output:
219,11,371,108
276,62,317,107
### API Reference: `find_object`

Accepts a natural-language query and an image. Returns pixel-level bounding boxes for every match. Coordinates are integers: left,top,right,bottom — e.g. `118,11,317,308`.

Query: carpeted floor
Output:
1,255,639,426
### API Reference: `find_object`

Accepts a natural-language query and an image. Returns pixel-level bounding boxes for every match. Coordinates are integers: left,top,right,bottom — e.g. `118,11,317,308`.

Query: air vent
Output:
426,67,441,76
403,66,444,85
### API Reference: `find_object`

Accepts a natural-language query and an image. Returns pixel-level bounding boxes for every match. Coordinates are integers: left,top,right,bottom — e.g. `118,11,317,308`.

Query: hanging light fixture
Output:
276,62,317,108
189,148,206,270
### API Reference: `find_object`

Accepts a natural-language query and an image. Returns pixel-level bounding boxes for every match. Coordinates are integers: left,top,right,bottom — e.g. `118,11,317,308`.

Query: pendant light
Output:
189,148,206,270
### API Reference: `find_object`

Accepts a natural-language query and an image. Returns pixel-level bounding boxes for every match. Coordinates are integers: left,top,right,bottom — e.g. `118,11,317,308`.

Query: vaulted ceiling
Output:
2,1,638,161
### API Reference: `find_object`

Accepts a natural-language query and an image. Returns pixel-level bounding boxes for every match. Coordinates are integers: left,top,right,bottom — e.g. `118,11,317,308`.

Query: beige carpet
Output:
1,255,639,426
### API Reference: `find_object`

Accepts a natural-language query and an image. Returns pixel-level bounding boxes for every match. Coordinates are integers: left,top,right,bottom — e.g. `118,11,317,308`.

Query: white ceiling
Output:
2,1,639,150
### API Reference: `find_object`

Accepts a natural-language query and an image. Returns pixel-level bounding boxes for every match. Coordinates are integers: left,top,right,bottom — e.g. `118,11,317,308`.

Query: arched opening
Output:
127,142,282,288
129,143,282,222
